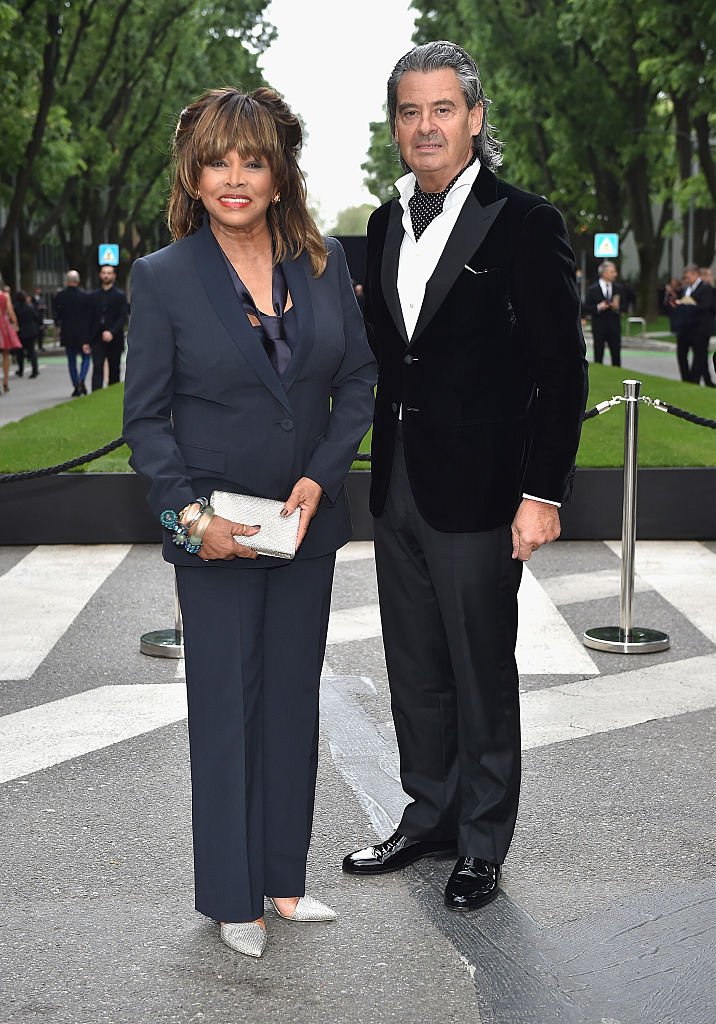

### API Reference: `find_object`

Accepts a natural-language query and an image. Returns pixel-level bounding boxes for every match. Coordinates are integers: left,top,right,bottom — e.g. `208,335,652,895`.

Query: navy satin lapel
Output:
409,190,507,346
190,223,292,411
381,200,408,343
280,252,314,391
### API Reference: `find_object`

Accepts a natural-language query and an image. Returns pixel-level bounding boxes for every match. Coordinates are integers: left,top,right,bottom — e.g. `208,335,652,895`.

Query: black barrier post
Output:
583,379,670,654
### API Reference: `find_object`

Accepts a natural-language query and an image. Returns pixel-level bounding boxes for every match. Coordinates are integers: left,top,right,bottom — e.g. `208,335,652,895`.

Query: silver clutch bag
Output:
210,490,301,559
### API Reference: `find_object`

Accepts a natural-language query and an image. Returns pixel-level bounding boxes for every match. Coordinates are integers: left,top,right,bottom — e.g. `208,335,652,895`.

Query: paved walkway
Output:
1,539,714,1023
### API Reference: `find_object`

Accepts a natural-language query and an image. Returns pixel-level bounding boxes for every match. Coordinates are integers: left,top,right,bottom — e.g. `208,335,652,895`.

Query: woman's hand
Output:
282,477,323,549
196,514,260,561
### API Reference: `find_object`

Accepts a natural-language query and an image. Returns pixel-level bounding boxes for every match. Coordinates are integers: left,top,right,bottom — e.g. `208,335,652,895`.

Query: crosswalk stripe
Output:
0,684,187,785
539,568,649,606
607,541,716,645
326,568,599,675
321,653,716,835
0,545,131,681
520,653,716,749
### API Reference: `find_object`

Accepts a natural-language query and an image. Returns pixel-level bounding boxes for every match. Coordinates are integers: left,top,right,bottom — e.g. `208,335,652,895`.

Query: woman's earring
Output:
195,190,201,200
272,192,281,204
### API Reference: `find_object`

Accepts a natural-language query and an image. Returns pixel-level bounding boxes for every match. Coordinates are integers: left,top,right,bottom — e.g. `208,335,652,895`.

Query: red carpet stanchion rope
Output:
0,394,714,483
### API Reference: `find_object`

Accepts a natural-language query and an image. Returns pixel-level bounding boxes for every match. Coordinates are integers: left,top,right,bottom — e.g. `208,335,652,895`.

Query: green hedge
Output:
0,364,713,475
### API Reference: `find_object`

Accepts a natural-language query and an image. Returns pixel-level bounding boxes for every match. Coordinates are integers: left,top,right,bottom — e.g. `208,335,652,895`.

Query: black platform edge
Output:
1,467,714,545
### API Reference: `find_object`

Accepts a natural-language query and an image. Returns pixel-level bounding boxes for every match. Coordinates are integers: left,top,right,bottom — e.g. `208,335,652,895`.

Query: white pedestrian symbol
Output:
596,237,617,256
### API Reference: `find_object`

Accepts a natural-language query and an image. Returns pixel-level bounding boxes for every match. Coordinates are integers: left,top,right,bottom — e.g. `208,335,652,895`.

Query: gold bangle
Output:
189,506,215,545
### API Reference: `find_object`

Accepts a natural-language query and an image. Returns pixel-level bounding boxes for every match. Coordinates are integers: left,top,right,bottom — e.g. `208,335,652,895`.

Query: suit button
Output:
391,402,398,413
404,354,413,364
280,418,294,431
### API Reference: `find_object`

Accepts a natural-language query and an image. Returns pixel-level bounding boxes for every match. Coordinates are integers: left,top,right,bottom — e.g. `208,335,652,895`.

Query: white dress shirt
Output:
599,278,613,301
684,278,701,297
393,161,560,508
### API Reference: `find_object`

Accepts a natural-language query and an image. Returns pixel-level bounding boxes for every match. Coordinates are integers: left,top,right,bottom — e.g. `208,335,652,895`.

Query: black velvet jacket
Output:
364,165,589,533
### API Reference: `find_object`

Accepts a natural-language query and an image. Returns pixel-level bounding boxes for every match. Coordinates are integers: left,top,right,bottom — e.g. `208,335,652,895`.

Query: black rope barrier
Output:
0,392,712,484
0,437,125,484
643,398,716,430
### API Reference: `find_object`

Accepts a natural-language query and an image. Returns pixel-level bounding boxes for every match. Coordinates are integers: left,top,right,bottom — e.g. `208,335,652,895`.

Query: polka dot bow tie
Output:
408,153,477,241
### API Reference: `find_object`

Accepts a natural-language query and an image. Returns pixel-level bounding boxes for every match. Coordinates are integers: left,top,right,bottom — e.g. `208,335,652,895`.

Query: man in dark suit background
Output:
90,264,128,391
53,270,93,397
668,263,715,386
343,41,588,911
583,260,623,366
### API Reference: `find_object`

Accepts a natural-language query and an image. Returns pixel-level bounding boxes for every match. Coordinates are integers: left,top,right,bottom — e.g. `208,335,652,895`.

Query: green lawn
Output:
0,367,713,474
578,364,715,467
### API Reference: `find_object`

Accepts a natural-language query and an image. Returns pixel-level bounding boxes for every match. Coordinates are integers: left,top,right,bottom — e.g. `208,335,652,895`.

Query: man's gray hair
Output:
683,263,699,275
387,40,503,172
598,261,616,275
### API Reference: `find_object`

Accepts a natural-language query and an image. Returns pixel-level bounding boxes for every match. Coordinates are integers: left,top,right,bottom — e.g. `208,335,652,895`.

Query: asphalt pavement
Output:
0,538,714,1024
1,332,714,1023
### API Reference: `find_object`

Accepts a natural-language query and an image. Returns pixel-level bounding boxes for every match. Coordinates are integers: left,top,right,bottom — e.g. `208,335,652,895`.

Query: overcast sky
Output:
259,0,416,229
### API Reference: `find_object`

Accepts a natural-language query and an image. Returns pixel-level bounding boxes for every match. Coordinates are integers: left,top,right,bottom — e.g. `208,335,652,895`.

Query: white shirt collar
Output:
395,156,482,210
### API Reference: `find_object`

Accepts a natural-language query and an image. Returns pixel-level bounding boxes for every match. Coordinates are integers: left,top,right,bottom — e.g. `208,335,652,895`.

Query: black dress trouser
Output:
373,428,523,865
592,323,621,366
175,552,335,923
91,336,123,390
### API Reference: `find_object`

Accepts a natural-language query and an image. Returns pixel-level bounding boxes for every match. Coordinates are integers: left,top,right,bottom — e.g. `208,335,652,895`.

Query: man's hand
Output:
102,330,113,343
511,498,561,562
82,344,91,354
282,477,323,549
597,300,610,312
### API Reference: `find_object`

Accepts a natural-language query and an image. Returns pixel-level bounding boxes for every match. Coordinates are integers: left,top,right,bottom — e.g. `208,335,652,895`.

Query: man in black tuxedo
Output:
669,264,715,386
343,41,588,911
583,260,623,366
90,264,128,391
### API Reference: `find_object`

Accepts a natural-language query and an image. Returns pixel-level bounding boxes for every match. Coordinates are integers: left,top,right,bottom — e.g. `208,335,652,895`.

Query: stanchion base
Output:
583,626,670,654
140,628,184,659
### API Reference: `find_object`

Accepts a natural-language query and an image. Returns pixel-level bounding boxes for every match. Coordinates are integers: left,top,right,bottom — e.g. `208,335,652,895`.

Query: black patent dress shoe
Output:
444,857,501,911
343,831,457,875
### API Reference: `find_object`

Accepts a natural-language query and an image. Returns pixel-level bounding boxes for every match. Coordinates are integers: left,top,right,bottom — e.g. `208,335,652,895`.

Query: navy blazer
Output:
123,220,377,566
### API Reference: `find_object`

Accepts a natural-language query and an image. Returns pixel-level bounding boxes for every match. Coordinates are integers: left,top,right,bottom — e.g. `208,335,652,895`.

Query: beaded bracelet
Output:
160,497,209,554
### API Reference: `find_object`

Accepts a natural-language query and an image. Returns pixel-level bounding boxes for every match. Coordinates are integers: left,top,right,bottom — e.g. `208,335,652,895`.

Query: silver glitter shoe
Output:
270,896,337,923
220,921,267,957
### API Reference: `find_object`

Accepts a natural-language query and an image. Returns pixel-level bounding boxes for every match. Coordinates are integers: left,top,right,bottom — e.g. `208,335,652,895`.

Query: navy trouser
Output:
175,552,335,922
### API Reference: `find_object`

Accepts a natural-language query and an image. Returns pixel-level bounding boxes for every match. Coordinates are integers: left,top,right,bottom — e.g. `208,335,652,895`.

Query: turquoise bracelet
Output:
160,498,208,554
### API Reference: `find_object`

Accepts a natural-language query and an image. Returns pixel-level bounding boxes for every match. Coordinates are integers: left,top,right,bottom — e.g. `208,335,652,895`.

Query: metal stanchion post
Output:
583,379,670,654
140,579,184,658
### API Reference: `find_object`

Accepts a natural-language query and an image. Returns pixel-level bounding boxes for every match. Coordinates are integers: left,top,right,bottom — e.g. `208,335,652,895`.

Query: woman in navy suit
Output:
123,88,376,958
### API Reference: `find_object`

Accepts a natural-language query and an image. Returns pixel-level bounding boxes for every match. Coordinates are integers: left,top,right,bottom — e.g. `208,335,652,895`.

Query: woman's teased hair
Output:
167,87,327,276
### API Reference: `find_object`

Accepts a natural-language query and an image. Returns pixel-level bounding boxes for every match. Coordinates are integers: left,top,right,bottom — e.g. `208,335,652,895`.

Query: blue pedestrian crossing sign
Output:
594,233,619,258
98,243,119,266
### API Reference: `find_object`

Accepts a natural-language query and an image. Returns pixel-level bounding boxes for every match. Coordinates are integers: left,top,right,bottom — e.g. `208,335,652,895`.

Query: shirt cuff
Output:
522,493,562,508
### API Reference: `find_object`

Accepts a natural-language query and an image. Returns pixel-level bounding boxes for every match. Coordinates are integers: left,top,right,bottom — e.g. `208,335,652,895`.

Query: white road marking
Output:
326,569,600,676
0,684,187,785
326,603,381,646
517,569,599,675
0,546,131,681
540,569,649,606
520,653,716,749
335,541,375,563
607,541,716,644
321,654,716,835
